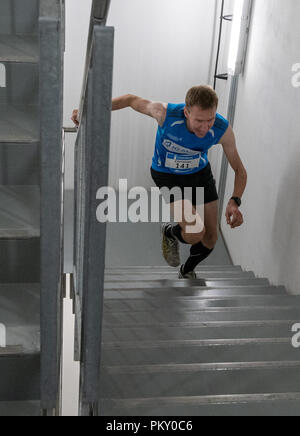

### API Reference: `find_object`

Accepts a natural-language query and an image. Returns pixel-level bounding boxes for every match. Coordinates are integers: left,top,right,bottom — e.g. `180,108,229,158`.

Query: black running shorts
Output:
150,162,219,206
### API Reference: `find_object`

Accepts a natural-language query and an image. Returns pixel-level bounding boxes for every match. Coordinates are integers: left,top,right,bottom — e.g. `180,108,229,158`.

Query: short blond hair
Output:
185,85,219,110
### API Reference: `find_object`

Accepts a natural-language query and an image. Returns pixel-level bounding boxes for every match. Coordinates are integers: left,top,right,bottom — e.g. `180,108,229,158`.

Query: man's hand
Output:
71,109,79,126
225,200,244,229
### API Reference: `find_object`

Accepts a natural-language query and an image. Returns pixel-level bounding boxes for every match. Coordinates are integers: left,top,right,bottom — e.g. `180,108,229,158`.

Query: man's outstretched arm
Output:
114,94,167,126
220,125,248,229
72,94,167,127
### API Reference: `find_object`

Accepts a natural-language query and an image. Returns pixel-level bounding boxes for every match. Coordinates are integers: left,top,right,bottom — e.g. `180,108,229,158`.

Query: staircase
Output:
1,0,299,417
0,0,41,416
0,0,64,416
99,265,300,416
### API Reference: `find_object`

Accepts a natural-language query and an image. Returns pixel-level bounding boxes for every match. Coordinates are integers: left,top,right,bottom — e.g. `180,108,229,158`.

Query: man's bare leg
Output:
161,199,204,267
170,200,206,245
165,200,219,277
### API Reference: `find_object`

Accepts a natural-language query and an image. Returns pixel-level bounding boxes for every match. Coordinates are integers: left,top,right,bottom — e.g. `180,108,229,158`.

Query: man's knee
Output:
182,225,206,245
203,231,218,248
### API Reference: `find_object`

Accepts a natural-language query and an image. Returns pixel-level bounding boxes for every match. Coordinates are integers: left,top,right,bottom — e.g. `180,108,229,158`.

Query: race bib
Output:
165,152,201,171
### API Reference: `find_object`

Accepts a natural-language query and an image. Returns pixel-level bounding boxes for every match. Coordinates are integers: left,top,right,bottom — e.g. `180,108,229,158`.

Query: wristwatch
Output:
231,197,242,207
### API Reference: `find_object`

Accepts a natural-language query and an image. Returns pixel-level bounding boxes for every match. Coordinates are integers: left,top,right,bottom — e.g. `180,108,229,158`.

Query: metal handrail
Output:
78,0,111,124
63,127,78,134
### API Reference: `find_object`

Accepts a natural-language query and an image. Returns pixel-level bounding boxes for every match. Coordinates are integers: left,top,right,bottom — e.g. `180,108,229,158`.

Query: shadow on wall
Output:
271,152,300,294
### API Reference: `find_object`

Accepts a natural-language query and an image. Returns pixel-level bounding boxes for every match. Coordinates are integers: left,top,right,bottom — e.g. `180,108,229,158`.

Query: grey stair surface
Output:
0,186,40,238
0,0,42,417
103,307,300,324
105,265,244,273
101,339,300,365
0,106,39,143
100,394,300,417
104,286,287,298
0,401,41,417
0,239,40,283
105,278,271,289
100,266,300,416
0,283,40,402
102,321,300,342
104,296,300,310
0,0,64,417
0,0,39,35
0,35,39,63
105,271,256,281
0,64,39,105
0,144,39,185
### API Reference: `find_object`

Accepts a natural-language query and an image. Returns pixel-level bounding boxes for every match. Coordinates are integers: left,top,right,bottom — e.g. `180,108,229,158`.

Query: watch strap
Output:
231,197,242,207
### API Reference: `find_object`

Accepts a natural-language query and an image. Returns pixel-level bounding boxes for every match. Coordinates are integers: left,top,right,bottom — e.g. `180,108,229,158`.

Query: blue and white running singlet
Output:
151,103,229,175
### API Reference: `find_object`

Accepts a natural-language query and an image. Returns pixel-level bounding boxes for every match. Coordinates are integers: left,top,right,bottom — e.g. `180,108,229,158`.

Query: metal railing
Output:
72,0,114,416
78,0,111,125
39,0,65,416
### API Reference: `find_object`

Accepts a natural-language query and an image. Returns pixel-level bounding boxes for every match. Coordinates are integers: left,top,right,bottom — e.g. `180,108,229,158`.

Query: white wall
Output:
63,0,218,190
107,0,218,189
64,0,92,190
208,0,235,185
220,0,300,295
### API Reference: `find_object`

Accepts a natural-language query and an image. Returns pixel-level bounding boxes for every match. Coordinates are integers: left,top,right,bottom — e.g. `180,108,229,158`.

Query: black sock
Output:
171,224,189,244
183,241,214,274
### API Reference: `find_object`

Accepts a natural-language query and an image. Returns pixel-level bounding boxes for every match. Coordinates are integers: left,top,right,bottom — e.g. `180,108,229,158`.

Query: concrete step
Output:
0,186,40,239
0,105,39,143
105,265,243,273
99,393,300,416
101,338,300,365
104,278,270,289
0,35,38,63
0,283,40,351
0,63,39,105
103,295,300,311
103,307,300,325
0,240,40,282
0,283,40,402
102,320,299,342
104,286,287,299
0,0,39,35
105,271,256,281
0,353,40,401
0,400,40,416
100,362,300,399
0,144,39,185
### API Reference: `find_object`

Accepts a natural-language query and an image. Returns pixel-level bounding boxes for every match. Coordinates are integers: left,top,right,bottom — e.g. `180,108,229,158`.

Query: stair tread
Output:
103,306,300,314
103,306,300,326
0,186,40,239
100,259,299,415
0,105,39,143
0,35,38,63
105,273,255,282
105,273,256,281
0,283,40,353
0,400,41,416
103,360,300,374
102,320,298,342
104,287,287,299
105,267,243,274
106,265,241,270
102,337,295,348
101,337,300,365
104,279,270,290
101,392,300,405
100,394,300,416
103,296,300,310
100,361,300,401
105,319,300,328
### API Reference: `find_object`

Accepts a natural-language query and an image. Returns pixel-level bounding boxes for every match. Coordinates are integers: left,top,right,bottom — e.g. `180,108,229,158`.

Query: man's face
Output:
184,105,217,138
